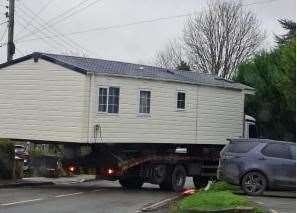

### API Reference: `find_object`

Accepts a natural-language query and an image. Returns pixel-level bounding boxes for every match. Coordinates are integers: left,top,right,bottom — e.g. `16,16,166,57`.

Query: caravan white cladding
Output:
89,75,244,145
0,55,245,145
0,59,89,143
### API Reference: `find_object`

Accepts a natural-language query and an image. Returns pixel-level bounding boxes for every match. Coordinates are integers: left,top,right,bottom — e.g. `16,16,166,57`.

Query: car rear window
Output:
225,142,259,153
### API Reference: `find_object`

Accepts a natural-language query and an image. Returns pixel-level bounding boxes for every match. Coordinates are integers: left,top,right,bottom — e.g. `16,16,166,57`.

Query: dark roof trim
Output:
0,54,34,69
0,52,87,75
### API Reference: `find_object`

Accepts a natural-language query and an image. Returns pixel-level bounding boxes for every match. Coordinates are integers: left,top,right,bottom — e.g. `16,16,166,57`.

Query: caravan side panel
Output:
197,86,244,144
0,59,89,143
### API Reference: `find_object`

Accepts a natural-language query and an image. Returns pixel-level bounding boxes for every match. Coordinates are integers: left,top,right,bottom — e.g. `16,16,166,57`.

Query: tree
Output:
155,0,265,79
276,19,296,45
155,39,185,69
176,60,191,71
234,38,296,141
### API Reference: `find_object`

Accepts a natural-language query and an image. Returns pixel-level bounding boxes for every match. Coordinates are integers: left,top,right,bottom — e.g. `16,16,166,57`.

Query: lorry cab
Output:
244,115,258,139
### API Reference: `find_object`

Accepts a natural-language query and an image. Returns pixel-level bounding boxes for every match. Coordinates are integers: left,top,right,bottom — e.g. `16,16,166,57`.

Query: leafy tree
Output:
176,60,191,71
234,38,295,141
276,19,296,44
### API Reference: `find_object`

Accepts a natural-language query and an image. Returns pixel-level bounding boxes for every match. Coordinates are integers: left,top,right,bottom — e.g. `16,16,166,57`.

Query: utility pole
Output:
7,0,15,62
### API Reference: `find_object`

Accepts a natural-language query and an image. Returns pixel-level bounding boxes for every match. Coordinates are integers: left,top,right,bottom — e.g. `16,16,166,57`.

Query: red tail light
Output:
68,166,76,172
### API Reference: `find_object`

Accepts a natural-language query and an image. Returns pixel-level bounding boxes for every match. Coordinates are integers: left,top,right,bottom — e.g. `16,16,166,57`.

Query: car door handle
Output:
258,157,267,160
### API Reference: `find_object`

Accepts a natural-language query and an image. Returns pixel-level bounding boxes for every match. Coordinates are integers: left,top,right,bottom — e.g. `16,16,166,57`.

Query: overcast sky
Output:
0,0,295,65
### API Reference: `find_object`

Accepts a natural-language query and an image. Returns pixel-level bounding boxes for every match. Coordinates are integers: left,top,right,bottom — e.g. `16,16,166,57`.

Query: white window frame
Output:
176,90,186,111
138,89,151,116
97,86,120,114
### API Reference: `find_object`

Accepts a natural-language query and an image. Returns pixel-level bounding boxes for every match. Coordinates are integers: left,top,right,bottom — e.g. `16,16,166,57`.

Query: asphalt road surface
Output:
247,195,296,213
0,180,178,213
0,179,295,213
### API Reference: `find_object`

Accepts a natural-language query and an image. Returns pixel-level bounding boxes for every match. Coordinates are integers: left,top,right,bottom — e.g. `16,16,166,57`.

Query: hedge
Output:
0,139,15,179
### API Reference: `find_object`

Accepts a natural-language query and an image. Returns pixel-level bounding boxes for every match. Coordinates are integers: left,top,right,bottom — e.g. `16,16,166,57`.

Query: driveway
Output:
247,195,296,213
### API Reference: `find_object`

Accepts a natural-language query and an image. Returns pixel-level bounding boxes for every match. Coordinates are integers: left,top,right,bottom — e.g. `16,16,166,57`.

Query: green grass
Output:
179,191,249,210
207,181,238,192
172,181,265,213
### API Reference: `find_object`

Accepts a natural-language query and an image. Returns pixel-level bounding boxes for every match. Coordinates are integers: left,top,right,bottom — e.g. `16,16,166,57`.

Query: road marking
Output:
255,201,264,205
92,189,104,192
140,195,179,211
269,209,278,213
1,198,43,206
55,192,84,198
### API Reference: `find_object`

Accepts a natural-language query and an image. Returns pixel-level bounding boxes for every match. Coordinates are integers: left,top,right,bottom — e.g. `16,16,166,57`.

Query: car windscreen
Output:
225,142,259,153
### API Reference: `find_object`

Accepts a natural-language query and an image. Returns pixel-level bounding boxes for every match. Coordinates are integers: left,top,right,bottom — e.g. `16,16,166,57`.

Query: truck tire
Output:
159,165,186,192
119,177,144,189
193,176,209,189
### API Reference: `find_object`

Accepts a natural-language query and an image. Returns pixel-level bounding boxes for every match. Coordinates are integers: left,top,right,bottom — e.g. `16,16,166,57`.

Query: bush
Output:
0,139,15,179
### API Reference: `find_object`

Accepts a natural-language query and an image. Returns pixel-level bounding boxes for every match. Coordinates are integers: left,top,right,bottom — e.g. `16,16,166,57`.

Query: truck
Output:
0,52,255,191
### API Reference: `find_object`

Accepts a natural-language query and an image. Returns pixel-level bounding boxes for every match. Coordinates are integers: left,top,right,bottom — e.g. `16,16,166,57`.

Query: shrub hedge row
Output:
0,139,14,179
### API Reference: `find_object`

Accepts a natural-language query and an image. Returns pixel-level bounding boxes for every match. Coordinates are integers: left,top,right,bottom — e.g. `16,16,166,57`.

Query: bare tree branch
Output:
155,39,186,69
155,0,265,78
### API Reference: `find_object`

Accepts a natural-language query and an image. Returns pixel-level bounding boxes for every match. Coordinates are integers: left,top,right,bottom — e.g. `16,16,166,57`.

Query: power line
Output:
15,46,26,56
16,13,193,44
17,0,55,37
16,0,100,41
0,20,8,25
0,27,7,46
15,12,66,53
43,0,104,30
13,0,282,46
16,2,93,56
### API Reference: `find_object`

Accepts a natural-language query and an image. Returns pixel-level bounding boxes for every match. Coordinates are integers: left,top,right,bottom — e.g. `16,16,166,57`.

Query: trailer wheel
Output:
193,176,208,189
119,177,144,189
171,165,186,192
159,165,186,192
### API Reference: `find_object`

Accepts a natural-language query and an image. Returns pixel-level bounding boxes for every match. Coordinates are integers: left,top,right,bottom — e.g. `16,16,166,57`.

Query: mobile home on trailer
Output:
0,52,254,191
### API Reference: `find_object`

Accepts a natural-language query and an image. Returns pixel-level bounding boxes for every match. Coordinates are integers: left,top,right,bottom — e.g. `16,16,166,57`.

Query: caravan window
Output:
139,90,151,114
98,87,120,113
177,92,186,110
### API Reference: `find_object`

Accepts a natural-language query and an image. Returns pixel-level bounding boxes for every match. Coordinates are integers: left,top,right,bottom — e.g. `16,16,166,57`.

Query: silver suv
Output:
217,138,296,195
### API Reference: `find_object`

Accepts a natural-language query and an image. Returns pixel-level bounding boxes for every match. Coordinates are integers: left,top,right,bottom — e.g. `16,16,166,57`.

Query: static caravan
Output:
0,52,253,191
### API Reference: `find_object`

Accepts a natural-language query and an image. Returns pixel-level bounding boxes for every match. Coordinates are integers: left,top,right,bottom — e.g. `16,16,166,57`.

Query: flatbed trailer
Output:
68,143,224,192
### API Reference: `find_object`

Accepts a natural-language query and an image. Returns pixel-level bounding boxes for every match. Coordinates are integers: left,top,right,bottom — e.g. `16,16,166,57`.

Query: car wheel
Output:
193,176,209,189
241,171,267,196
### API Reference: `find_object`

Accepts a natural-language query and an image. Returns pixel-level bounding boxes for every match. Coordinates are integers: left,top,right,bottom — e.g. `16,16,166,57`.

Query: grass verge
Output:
171,181,265,213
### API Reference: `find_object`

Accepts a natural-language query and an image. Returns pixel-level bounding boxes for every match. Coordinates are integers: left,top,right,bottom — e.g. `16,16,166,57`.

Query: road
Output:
0,180,178,213
0,179,295,213
247,195,296,213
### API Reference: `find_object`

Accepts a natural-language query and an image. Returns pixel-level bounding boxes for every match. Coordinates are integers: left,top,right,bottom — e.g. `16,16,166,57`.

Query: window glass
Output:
177,92,186,110
98,88,107,112
108,87,120,113
225,142,259,153
139,90,151,114
98,87,119,113
262,143,292,159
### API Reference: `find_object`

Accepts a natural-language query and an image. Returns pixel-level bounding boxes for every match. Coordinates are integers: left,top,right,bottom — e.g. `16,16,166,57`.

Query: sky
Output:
0,0,295,65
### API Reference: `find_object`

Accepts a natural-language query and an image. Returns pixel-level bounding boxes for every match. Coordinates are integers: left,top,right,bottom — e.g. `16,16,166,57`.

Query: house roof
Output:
0,52,254,91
